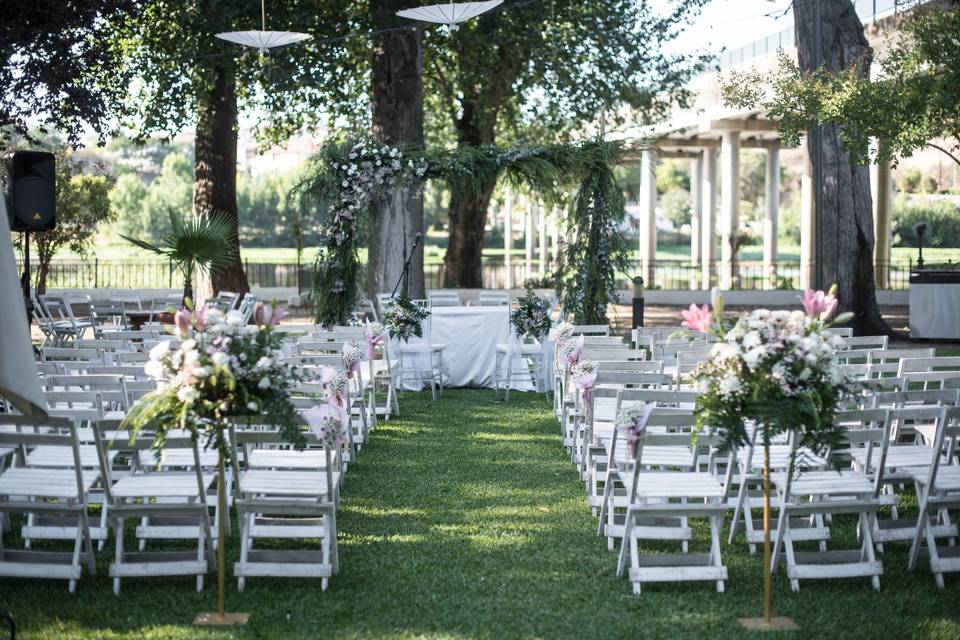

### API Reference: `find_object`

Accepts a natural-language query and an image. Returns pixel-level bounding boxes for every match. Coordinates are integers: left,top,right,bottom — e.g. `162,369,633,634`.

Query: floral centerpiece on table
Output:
127,301,305,451
510,285,552,339
384,291,430,342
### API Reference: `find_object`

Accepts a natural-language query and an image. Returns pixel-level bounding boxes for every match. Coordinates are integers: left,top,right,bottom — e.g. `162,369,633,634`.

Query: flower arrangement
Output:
364,322,386,358
686,286,854,627
571,359,598,405
126,301,305,452
616,403,655,459
560,334,584,368
549,320,575,347
384,291,430,342
304,140,428,327
320,365,349,406
341,341,366,380
510,286,552,339
302,402,350,449
689,286,853,454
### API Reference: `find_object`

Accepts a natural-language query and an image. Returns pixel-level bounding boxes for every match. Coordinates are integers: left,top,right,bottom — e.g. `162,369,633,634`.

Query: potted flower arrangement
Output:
510,286,552,340
123,300,304,625
685,287,853,630
384,291,430,342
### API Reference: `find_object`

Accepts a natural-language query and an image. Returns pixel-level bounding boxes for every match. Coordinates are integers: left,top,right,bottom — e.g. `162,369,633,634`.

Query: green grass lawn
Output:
2,390,959,639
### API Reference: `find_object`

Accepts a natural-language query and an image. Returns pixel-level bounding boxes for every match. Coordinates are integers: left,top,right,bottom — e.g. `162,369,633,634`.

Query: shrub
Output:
892,196,960,247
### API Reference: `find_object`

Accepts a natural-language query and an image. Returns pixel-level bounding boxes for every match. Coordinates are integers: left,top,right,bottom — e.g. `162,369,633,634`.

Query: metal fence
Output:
17,258,917,292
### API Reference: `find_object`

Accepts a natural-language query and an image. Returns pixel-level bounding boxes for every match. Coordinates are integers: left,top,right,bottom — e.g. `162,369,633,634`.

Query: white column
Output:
504,190,514,290
689,155,703,291
550,208,560,265
720,130,740,290
800,154,815,290
537,200,547,276
524,195,534,283
763,146,780,288
700,148,718,290
638,148,658,286
871,156,893,289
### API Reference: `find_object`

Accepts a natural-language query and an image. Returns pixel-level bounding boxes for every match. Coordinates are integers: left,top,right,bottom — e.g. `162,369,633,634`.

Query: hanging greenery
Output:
554,162,631,324
296,137,634,327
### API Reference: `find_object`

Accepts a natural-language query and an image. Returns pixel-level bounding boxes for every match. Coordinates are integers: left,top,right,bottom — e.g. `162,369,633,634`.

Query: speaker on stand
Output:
3,150,56,326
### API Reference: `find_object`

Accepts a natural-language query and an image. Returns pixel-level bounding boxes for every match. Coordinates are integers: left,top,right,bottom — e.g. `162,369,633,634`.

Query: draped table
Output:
391,305,554,391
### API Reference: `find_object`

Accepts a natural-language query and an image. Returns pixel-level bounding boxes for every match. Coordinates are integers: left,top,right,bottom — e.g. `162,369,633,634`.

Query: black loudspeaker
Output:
4,151,56,232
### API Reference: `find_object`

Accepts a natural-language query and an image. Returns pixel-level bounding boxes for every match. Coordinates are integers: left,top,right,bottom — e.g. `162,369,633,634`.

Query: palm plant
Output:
121,210,236,305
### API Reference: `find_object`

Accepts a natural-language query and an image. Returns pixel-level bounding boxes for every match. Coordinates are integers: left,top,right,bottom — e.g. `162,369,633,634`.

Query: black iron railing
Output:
15,258,916,291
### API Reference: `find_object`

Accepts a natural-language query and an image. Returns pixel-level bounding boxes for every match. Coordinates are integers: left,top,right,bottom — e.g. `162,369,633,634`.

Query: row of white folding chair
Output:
294,333,397,426
282,355,371,449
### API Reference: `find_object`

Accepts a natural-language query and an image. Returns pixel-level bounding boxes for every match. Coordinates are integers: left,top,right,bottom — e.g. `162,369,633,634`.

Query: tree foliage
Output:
721,4,960,167
0,1,138,146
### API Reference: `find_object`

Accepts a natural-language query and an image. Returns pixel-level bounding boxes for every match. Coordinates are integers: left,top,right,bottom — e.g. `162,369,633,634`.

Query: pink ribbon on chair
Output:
564,335,584,368
365,331,384,360
623,403,655,460
573,368,597,408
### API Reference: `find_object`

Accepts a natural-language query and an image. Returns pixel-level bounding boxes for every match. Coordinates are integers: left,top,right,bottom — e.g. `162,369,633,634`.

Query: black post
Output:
632,276,645,328
916,221,927,270
20,232,33,326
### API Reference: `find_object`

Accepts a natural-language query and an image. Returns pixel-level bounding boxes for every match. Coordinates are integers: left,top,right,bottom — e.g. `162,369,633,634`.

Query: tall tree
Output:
117,0,354,295
722,0,919,334
423,0,709,287
368,1,425,298
794,0,887,334
0,1,137,147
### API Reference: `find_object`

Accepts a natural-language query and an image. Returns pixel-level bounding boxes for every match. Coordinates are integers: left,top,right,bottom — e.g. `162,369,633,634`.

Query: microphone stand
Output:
391,232,422,298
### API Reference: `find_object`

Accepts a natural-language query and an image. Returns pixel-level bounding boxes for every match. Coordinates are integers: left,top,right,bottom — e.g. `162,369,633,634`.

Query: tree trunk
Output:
442,101,499,288
369,3,424,299
443,182,497,288
194,64,247,300
794,0,890,335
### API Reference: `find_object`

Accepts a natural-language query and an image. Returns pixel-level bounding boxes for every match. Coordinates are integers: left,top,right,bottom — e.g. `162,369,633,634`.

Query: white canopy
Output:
397,1,504,30
215,30,311,53
0,199,46,416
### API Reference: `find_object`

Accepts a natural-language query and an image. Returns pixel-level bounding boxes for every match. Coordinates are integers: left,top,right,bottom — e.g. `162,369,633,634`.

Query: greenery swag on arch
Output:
296,138,633,327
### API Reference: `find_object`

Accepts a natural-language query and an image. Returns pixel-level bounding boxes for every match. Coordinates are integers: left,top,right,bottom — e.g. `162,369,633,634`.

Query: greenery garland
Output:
296,137,632,327
554,161,631,324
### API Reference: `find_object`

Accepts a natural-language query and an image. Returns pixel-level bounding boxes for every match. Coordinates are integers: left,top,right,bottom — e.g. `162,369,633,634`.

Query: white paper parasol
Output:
397,0,504,31
0,198,46,416
215,0,311,53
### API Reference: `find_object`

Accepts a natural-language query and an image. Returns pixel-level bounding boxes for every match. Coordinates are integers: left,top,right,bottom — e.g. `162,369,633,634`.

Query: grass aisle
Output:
2,389,960,639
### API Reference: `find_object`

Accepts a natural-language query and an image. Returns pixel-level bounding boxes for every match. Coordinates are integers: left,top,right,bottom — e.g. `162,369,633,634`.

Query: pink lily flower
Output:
800,289,838,320
681,303,712,333
174,309,192,337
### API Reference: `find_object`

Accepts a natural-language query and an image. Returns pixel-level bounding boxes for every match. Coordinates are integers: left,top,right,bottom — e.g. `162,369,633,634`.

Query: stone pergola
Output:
624,110,895,291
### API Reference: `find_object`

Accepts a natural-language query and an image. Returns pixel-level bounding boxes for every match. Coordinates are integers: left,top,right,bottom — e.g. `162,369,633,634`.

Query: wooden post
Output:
763,440,772,625
218,451,226,618
194,447,248,626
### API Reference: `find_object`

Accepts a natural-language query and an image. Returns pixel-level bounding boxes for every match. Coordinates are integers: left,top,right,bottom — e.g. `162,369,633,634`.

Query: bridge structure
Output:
614,0,925,291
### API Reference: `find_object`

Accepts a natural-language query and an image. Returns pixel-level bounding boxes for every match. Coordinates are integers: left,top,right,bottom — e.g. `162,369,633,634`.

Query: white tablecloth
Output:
391,306,549,391
910,283,960,339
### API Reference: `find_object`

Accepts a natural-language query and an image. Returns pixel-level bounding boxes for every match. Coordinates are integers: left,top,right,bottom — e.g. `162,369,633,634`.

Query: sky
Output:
655,0,796,55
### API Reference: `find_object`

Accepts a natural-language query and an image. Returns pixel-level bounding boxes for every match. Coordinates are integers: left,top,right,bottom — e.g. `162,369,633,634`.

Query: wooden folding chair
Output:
230,422,340,591
0,416,97,592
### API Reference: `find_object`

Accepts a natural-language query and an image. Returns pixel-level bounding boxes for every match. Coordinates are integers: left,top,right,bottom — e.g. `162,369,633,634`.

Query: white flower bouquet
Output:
510,286,552,339
124,301,305,452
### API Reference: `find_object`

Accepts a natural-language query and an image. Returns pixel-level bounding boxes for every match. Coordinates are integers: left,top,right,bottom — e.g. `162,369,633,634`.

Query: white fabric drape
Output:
0,199,46,415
